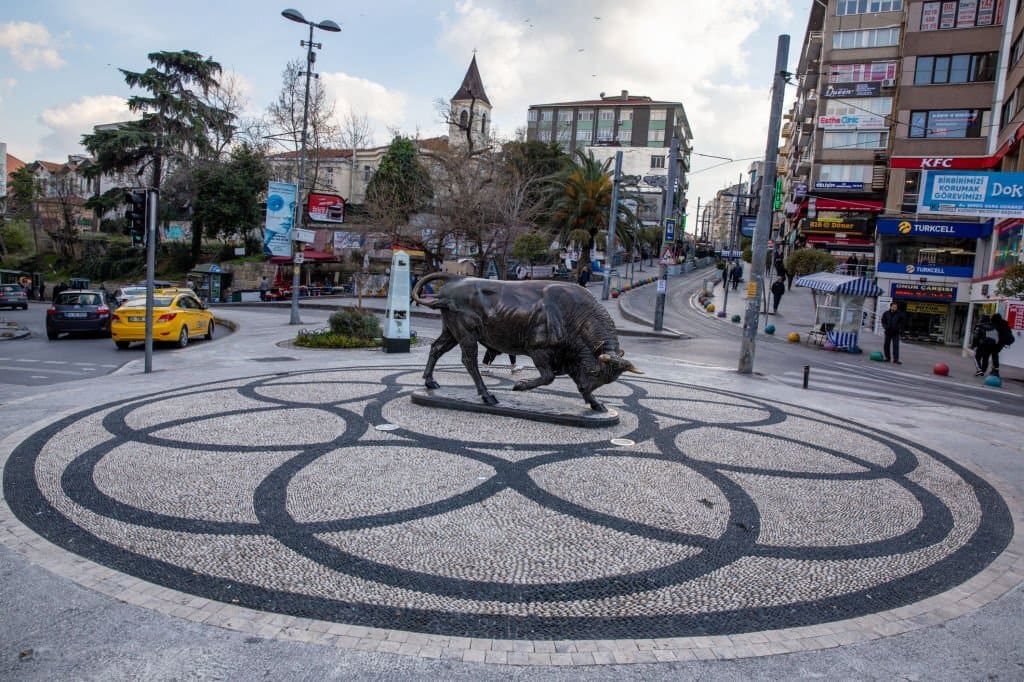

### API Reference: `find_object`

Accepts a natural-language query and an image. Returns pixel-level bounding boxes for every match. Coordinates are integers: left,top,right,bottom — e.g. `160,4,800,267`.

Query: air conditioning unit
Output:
881,78,896,88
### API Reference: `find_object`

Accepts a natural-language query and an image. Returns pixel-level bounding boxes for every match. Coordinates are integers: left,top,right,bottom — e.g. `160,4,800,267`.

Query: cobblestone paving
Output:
1,365,1019,664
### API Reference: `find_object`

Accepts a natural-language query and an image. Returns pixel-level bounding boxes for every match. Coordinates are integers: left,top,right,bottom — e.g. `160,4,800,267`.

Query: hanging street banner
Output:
263,181,296,257
919,170,1024,219
307,192,345,223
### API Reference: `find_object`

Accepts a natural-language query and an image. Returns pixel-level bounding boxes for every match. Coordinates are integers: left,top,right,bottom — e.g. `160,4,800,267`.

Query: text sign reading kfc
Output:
890,156,994,170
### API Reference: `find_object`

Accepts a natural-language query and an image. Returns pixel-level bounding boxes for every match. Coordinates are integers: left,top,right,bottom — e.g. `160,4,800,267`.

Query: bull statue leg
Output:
459,339,498,405
423,328,458,390
573,377,607,412
512,352,557,392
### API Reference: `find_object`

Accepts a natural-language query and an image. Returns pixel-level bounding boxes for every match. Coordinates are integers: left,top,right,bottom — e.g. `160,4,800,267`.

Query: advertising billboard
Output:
263,181,296,257
307,192,345,223
876,218,993,238
919,171,1024,219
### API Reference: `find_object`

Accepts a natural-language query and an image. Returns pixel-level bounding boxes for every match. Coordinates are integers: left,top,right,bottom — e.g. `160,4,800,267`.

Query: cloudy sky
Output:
1,0,811,231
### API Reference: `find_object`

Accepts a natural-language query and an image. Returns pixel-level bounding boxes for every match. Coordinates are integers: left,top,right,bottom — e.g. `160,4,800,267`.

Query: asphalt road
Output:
0,302,229,386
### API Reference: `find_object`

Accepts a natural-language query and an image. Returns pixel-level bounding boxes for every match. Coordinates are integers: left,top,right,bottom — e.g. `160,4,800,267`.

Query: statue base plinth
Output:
411,387,619,428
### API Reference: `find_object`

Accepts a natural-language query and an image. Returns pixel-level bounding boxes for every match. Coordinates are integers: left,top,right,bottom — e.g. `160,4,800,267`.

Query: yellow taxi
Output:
111,291,214,349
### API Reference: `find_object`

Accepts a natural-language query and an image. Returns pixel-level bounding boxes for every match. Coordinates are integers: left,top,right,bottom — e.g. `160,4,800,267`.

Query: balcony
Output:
781,122,794,138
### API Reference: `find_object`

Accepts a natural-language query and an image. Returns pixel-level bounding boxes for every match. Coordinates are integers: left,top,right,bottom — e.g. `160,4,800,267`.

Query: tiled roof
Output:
6,153,26,179
268,149,354,160
530,98,681,108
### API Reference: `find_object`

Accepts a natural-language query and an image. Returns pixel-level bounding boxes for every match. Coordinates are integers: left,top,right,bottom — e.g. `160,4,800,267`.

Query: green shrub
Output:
295,329,381,349
785,249,836,278
0,220,33,252
328,308,382,340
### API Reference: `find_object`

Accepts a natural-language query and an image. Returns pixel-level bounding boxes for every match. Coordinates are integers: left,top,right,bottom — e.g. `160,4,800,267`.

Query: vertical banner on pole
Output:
263,181,296,257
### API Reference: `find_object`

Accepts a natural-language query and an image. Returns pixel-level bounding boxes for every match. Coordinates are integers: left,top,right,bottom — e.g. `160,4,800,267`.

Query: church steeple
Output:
452,54,491,106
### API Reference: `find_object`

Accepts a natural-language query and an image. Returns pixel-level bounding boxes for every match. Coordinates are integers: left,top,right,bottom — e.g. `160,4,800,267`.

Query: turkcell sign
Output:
876,218,993,238
919,170,1024,219
877,262,974,278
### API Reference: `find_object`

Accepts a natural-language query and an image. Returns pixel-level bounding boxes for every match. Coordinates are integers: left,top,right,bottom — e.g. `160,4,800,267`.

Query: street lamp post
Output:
281,8,340,325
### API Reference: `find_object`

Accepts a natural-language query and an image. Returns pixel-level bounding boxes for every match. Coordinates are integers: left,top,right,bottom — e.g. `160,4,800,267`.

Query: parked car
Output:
46,290,114,339
0,284,29,310
110,291,214,349
112,286,147,307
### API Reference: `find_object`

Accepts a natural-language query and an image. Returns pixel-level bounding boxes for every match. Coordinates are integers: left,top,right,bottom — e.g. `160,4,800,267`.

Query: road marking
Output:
16,359,34,363
0,364,95,376
30,375,48,379
42,360,68,364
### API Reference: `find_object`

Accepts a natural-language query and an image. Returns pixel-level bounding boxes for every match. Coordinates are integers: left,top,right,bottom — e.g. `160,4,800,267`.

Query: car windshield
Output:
57,293,102,306
1,285,18,294
120,288,146,297
122,297,173,308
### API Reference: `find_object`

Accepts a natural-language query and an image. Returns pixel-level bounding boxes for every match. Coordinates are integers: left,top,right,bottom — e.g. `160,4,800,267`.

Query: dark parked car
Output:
0,284,29,310
46,289,114,339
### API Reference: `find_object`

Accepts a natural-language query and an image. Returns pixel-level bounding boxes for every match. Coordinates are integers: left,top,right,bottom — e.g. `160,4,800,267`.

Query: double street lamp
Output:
281,8,340,324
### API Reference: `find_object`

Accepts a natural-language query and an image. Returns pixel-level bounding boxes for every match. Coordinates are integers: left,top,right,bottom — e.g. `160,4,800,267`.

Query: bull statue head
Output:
597,350,643,376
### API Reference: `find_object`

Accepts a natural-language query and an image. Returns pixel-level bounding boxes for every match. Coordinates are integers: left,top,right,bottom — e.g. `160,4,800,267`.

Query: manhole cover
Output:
610,438,635,446
375,423,400,431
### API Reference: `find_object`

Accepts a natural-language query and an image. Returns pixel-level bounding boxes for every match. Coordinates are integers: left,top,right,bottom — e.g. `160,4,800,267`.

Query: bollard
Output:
802,365,809,389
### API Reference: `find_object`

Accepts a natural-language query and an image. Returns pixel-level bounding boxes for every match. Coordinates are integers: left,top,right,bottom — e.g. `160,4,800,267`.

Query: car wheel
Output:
205,321,214,340
47,330,59,340
115,341,130,350
177,326,189,348
22,304,28,310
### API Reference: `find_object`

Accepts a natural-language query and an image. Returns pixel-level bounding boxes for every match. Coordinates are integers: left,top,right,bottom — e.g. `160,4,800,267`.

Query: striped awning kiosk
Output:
795,272,883,351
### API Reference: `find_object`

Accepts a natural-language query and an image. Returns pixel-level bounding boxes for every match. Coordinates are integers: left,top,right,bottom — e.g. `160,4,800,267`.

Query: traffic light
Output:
125,189,147,248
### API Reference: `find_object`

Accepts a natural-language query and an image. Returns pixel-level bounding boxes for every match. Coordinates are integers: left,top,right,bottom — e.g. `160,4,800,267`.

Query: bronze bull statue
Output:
411,273,641,411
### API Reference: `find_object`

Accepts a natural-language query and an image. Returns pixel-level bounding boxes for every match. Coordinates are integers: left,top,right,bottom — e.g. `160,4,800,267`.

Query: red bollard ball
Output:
933,362,949,376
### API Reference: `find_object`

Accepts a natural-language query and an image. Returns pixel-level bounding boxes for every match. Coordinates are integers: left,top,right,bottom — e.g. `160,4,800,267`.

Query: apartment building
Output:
780,0,1014,347
525,91,693,227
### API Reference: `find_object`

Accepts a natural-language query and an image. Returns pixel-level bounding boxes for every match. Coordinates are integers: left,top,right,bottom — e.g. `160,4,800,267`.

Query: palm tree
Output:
547,150,635,272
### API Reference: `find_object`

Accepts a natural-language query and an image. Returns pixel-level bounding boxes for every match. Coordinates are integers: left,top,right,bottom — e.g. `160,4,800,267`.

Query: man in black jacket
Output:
989,313,1015,377
881,302,905,364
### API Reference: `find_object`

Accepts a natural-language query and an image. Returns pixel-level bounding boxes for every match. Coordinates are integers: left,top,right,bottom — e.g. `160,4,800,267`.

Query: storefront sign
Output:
818,114,887,130
890,282,958,301
878,262,974,277
794,182,808,198
876,218,993,238
889,156,995,169
824,82,883,98
333,231,360,250
905,302,950,315
740,215,756,237
803,217,868,234
814,181,865,191
307,192,345,223
1007,302,1024,330
919,170,1024,219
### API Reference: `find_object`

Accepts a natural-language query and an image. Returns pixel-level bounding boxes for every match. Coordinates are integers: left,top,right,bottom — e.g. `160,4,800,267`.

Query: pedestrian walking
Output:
577,263,591,287
730,262,743,290
259,276,270,301
774,254,786,279
881,302,905,364
770,277,786,314
983,313,1014,377
786,269,795,291
971,314,999,376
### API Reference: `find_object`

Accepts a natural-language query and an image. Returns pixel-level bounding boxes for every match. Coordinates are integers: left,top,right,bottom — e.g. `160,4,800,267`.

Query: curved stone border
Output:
0,370,1021,666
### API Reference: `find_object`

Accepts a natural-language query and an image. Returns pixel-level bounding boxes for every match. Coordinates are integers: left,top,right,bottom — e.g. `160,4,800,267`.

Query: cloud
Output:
319,72,409,145
37,95,132,160
0,21,65,71
436,0,795,222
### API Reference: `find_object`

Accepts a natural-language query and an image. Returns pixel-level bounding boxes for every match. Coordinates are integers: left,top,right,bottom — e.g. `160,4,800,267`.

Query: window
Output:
649,109,668,121
527,110,538,122
576,128,591,141
1000,93,1016,130
325,167,335,186
832,27,900,49
901,170,921,212
578,110,594,121
363,165,372,182
921,0,1001,29
481,112,487,135
558,109,573,123
909,109,986,138
829,61,897,83
540,110,553,122
914,52,997,84
651,155,665,169
616,127,632,143
1012,32,1024,67
818,164,873,183
648,129,665,143
836,0,902,15
598,109,615,122
596,127,614,141
822,130,889,149
824,97,893,117
619,109,633,122
459,110,468,127
880,236,976,269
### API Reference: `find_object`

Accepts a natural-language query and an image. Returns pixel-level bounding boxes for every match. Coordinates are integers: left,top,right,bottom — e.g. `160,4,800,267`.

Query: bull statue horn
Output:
624,361,644,374
598,353,611,363
617,349,625,357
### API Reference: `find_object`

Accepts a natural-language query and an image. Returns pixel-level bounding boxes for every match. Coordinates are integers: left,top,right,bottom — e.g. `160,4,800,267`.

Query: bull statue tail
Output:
411,272,461,309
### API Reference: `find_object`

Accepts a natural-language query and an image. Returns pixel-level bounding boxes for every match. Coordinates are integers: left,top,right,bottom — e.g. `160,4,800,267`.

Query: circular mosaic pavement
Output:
2,366,1013,641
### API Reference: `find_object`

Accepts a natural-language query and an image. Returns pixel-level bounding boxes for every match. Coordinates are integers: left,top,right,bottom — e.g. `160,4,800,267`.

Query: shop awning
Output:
795,271,883,297
270,249,337,264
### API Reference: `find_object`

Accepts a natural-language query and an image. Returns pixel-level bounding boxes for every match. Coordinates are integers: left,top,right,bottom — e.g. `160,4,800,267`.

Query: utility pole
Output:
143,188,157,374
601,151,623,301
739,34,790,374
654,135,679,331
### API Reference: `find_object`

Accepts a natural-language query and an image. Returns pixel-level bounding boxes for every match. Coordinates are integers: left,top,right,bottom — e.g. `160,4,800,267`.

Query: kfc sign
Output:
889,156,995,170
